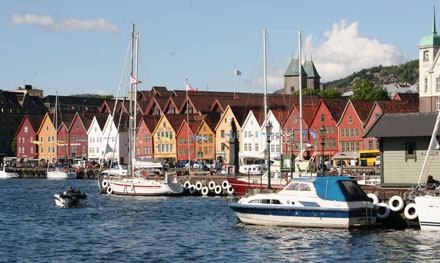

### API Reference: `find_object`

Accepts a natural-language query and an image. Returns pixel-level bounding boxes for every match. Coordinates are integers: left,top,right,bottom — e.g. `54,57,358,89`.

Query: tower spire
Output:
433,5,437,34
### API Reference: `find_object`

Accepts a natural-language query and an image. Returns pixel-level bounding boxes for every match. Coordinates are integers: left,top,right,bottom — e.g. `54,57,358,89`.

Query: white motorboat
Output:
47,168,77,179
0,166,19,179
54,191,87,208
229,176,377,228
239,164,267,175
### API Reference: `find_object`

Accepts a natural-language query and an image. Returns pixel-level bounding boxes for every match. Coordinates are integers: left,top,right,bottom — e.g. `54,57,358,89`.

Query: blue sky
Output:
0,0,435,96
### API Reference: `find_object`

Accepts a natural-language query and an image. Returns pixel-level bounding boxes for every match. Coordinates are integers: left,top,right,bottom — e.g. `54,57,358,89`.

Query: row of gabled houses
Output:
14,87,418,165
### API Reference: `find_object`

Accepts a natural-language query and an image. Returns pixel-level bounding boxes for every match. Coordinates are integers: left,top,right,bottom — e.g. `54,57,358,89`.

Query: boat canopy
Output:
313,176,369,202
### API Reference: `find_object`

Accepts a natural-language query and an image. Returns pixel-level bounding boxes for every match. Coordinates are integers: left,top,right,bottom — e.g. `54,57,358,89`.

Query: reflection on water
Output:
0,179,439,262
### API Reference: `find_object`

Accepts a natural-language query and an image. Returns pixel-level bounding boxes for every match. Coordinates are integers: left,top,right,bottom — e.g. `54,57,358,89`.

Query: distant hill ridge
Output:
324,59,419,90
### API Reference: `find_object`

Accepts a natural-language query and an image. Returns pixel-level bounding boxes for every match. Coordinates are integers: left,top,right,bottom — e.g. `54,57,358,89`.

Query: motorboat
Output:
54,191,87,208
229,176,377,228
0,166,19,179
47,168,77,179
102,173,184,196
239,163,267,175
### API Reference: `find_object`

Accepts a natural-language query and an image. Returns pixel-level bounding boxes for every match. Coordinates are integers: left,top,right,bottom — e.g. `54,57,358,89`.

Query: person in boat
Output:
426,175,439,189
66,185,74,194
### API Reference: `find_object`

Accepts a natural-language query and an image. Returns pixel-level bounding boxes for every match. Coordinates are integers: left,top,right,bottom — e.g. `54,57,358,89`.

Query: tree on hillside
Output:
350,79,390,101
318,89,343,99
101,95,114,99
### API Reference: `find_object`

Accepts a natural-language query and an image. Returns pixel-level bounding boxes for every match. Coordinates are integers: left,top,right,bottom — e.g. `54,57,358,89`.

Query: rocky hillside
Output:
324,60,419,90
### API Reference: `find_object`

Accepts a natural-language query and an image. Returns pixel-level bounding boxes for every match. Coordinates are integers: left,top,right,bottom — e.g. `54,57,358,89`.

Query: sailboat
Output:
101,25,183,196
47,92,77,180
413,111,440,231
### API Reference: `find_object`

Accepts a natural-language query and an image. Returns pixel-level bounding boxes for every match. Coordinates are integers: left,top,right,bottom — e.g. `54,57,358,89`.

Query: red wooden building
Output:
136,115,160,158
15,114,44,161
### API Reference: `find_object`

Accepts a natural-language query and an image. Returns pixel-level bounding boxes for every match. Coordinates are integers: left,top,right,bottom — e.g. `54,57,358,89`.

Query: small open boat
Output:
0,166,19,179
54,191,87,208
229,176,377,228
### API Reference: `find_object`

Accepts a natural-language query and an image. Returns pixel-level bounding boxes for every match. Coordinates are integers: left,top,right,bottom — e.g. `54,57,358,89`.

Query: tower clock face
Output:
424,50,429,60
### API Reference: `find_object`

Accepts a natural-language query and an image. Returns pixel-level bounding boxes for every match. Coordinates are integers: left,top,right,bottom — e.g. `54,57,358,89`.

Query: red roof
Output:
350,100,375,123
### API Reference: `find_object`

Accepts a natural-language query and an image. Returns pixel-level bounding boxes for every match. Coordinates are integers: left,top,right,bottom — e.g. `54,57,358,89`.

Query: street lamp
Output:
266,121,273,189
319,126,326,177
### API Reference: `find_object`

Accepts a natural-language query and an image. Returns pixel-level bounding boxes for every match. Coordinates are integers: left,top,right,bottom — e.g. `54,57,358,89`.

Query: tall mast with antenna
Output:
298,31,303,160
263,29,268,133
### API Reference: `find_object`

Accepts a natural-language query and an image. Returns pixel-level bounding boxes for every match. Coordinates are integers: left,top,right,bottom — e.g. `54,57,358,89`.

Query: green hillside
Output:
324,60,419,89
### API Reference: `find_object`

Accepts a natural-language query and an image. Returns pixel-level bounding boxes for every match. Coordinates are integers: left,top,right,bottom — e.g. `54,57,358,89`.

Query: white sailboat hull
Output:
415,195,440,231
0,170,19,179
47,170,77,179
108,178,184,196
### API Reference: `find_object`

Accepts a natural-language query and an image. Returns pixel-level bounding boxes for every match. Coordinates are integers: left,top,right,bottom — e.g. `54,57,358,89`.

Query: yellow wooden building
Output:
36,113,58,163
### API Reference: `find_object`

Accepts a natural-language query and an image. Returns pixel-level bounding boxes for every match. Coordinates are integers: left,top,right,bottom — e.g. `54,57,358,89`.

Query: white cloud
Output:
9,13,120,33
303,19,409,82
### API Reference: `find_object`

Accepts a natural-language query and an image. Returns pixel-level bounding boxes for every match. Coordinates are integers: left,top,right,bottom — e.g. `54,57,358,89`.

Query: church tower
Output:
283,58,307,93
419,6,440,112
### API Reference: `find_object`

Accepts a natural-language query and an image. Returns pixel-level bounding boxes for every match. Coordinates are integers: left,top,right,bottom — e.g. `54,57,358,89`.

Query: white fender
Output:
214,185,222,195
183,181,191,189
222,180,230,190
367,193,379,205
208,181,216,190
195,181,203,191
388,196,405,212
227,186,235,195
102,179,109,189
377,203,390,219
201,186,209,196
189,185,197,195
404,203,418,220
106,187,113,194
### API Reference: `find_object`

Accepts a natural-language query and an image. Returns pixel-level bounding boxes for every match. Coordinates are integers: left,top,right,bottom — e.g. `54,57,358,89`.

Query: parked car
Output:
175,160,188,168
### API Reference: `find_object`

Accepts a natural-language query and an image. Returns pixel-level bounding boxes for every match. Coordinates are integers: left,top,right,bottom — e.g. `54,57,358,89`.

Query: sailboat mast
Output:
187,87,191,173
128,24,135,177
133,31,139,177
298,31,303,161
263,29,268,134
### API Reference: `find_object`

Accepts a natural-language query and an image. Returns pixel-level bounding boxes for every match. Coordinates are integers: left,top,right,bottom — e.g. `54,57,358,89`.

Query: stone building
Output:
283,58,321,93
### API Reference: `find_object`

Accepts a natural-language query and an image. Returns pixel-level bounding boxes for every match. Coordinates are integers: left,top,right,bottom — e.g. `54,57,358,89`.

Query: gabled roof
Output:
202,113,221,131
15,114,45,136
270,109,289,126
350,100,375,123
138,115,161,133
322,99,348,123
365,112,439,138
393,92,419,104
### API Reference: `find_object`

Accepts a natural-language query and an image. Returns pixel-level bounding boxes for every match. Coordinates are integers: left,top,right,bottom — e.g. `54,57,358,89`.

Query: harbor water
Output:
1,179,440,262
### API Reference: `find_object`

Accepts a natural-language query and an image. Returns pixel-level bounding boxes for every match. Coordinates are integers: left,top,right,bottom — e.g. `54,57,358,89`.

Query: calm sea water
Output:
1,179,439,263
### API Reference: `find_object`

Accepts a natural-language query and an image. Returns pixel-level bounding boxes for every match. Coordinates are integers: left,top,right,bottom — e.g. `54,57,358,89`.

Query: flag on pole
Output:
234,69,241,76
130,75,141,86
186,81,195,92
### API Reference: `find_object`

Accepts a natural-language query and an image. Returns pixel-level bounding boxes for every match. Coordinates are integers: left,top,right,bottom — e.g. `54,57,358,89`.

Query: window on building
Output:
341,142,345,152
348,116,352,124
424,50,429,61
221,143,225,151
341,128,345,137
351,142,355,151
355,128,359,137
24,126,28,133
293,116,297,123
355,142,360,151
350,128,354,137
163,122,166,128
436,98,440,112
330,126,335,134
320,114,325,122
405,142,416,162
425,77,428,92
255,131,258,138
437,77,440,92
369,140,373,150
244,143,248,151
332,138,336,148
255,143,258,151
221,130,225,138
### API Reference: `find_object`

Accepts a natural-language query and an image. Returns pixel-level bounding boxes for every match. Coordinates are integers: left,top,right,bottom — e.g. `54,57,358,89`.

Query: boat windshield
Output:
337,180,370,201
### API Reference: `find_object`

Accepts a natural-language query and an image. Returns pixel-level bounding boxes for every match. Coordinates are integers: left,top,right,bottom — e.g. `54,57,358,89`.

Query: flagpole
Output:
186,80,191,174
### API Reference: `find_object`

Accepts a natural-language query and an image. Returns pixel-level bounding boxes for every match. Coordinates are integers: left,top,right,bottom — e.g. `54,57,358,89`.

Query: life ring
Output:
189,185,197,195
227,186,235,195
367,193,379,204
102,180,109,188
388,196,405,212
214,185,222,195
201,186,209,196
404,203,418,220
222,180,230,190
376,203,390,219
208,181,216,190
195,181,203,191
107,187,113,194
183,181,191,189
